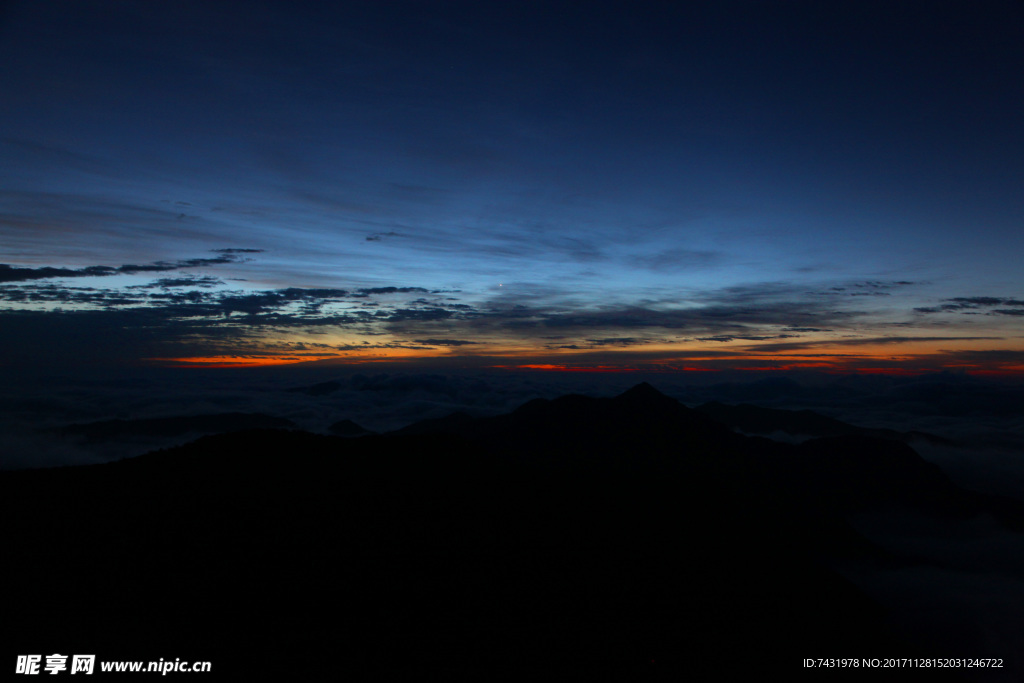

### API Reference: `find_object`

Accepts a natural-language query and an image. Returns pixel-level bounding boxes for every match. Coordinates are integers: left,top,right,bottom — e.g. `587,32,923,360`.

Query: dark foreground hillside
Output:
3,384,1016,680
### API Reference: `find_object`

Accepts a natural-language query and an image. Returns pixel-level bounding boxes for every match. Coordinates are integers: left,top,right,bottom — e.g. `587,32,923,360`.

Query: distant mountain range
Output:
6,383,1014,679
59,412,295,441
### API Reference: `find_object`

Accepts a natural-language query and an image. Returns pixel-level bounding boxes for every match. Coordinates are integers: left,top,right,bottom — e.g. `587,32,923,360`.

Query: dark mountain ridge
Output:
695,400,957,446
5,383,1016,680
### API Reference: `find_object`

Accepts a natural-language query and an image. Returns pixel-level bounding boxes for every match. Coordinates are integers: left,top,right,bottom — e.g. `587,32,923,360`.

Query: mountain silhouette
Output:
327,418,375,437
6,384,1008,680
58,412,296,442
695,401,957,446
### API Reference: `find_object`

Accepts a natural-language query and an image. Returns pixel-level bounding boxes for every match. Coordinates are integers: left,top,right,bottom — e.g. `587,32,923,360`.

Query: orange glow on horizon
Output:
144,348,445,368
144,355,342,368
494,364,644,373
143,343,1024,375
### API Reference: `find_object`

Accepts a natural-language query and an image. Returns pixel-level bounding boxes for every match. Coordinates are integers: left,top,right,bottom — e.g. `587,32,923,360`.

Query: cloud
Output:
951,297,1012,306
695,334,798,343
352,287,430,296
628,249,722,272
834,335,1004,345
0,258,1017,376
845,513,1024,666
381,308,458,322
0,251,257,283
810,281,918,297
542,337,652,350
0,280,475,330
490,299,858,333
412,339,480,346
140,276,224,289
6,259,927,368
372,278,924,349
939,349,1024,363
915,296,1024,313
746,336,1003,353
215,288,355,316
0,284,144,307
0,273,496,369
583,337,648,346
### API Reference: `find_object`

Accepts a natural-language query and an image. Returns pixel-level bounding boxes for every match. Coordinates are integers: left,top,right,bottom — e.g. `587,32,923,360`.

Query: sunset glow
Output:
1,2,1021,378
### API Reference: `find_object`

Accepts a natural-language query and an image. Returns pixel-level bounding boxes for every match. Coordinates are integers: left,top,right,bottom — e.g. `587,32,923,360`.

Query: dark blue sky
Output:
2,1,1023,373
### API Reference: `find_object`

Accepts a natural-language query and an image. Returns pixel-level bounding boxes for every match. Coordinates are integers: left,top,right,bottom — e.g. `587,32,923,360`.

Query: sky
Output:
2,0,1024,374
